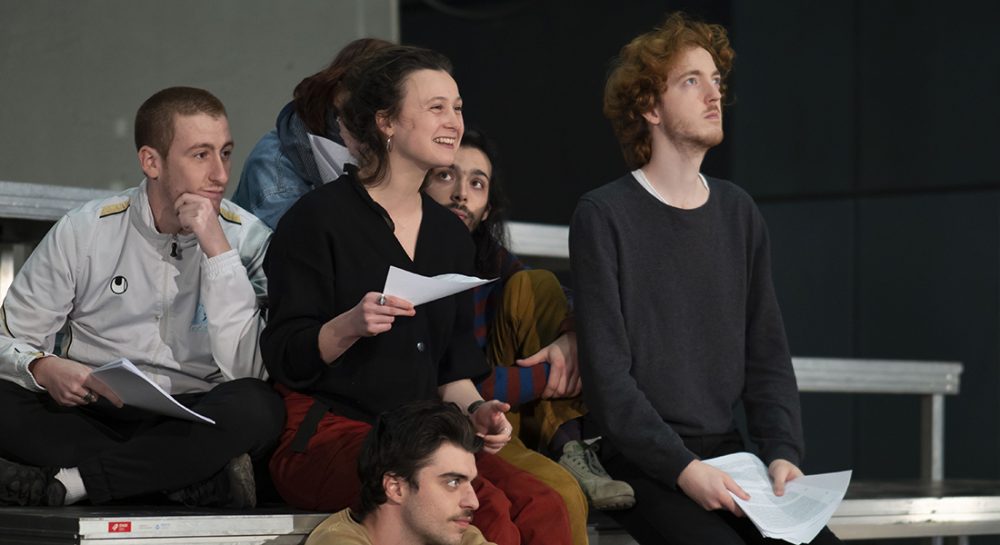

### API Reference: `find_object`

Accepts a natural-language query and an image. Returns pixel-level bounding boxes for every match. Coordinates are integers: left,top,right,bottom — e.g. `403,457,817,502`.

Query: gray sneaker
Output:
559,440,635,510
167,454,256,509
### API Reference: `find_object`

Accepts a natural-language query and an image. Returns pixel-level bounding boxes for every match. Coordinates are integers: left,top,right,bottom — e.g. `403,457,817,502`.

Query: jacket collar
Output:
130,179,199,250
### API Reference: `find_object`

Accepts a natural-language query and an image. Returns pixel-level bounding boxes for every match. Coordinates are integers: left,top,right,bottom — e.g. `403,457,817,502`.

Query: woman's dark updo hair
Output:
340,45,454,185
291,38,394,136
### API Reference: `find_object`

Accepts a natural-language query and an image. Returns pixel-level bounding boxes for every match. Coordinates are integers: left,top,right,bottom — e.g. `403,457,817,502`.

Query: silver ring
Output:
83,391,97,404
377,294,386,306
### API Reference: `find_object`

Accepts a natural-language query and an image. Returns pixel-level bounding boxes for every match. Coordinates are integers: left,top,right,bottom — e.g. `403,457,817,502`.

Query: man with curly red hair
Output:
570,13,842,544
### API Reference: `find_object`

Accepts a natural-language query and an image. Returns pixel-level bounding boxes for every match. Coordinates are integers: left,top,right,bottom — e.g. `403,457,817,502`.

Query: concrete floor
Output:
594,533,640,545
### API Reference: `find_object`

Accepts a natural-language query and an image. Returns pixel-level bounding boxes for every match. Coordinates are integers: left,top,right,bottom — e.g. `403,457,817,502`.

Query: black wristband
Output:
466,399,486,416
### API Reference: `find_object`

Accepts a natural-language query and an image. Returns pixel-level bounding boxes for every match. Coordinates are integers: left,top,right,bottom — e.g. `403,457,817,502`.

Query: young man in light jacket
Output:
0,87,283,508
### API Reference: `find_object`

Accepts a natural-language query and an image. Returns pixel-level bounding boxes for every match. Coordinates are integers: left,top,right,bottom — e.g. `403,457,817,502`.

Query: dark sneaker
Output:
167,454,256,509
559,440,636,511
0,457,66,507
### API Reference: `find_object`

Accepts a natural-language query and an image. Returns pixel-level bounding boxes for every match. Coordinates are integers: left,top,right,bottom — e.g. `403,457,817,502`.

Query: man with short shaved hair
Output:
0,87,282,509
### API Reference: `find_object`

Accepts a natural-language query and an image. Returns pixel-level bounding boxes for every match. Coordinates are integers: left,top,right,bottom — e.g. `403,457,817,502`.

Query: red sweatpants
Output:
269,387,572,545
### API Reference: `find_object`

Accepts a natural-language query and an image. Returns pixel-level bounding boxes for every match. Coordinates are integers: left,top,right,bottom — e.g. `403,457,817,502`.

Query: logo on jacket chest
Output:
109,275,128,294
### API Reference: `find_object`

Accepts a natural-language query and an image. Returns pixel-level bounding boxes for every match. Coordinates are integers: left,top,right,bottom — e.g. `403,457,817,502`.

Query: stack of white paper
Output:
703,452,851,544
90,358,215,425
382,266,495,306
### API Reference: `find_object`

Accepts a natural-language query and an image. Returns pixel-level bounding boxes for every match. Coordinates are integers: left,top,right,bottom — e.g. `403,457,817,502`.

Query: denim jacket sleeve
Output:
232,130,314,230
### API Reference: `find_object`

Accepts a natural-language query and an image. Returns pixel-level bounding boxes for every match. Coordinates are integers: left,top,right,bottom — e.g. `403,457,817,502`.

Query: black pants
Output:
602,433,843,545
0,378,284,504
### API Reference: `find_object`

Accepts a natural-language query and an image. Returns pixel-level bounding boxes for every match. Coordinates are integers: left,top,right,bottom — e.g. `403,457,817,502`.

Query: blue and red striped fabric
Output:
472,245,551,406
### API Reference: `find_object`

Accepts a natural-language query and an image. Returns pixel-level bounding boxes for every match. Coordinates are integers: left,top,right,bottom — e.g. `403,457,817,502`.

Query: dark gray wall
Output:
405,1,1000,543
0,0,397,193
735,0,1000,483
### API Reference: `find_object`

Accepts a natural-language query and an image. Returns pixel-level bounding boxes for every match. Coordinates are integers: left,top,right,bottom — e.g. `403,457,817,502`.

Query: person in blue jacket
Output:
231,38,393,229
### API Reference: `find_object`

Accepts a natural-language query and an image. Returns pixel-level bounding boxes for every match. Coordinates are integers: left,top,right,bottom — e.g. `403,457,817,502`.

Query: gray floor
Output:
595,533,640,545
589,527,639,545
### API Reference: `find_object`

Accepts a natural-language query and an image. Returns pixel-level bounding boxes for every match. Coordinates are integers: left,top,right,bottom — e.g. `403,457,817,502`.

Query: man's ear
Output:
383,474,405,503
138,146,162,180
641,105,662,126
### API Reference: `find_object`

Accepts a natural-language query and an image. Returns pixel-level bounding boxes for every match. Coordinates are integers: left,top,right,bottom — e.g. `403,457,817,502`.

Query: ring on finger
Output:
377,294,386,306
83,390,97,404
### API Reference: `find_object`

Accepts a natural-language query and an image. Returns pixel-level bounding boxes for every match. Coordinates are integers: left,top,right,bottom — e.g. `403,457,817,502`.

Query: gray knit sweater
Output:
570,173,804,489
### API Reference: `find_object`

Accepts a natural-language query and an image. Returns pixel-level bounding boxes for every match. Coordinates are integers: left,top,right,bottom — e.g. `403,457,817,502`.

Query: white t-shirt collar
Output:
632,169,710,206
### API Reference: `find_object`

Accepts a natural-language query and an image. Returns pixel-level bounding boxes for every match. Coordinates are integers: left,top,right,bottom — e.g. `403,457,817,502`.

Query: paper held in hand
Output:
702,452,851,545
382,266,495,307
89,358,215,425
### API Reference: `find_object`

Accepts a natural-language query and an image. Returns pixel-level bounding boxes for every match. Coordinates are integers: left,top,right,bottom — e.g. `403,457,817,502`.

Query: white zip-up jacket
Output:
0,180,271,395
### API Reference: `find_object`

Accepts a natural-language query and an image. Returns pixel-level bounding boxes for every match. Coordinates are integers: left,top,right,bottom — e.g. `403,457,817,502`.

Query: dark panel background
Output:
856,2,1000,192
403,1,1000,543
732,2,857,197
402,0,733,225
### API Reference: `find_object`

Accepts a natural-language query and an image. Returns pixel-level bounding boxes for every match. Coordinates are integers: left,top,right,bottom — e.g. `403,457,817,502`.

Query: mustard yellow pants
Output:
489,270,589,545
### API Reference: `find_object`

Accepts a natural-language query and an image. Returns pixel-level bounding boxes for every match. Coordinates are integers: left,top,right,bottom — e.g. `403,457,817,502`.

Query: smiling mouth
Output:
433,136,457,145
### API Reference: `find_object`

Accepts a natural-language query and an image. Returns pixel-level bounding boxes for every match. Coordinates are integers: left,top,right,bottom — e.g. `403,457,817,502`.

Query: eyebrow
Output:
426,96,462,103
439,471,471,482
184,141,234,153
675,68,721,81
453,165,491,181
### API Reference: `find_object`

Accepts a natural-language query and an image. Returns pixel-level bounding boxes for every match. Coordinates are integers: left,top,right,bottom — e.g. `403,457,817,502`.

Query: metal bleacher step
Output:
588,510,638,545
0,505,328,545
0,505,644,545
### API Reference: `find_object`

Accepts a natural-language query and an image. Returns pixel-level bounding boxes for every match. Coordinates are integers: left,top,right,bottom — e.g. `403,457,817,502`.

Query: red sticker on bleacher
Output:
108,521,132,533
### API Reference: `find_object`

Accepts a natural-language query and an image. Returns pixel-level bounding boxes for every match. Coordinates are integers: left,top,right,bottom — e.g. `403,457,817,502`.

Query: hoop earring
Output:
386,136,393,152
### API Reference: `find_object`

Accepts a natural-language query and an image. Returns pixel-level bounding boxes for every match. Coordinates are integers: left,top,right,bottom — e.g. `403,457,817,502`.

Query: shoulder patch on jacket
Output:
219,207,242,225
99,199,130,218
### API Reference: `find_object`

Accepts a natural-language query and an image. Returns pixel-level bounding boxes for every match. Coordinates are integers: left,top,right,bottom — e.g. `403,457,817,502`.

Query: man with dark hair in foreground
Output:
307,401,494,545
0,87,282,508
